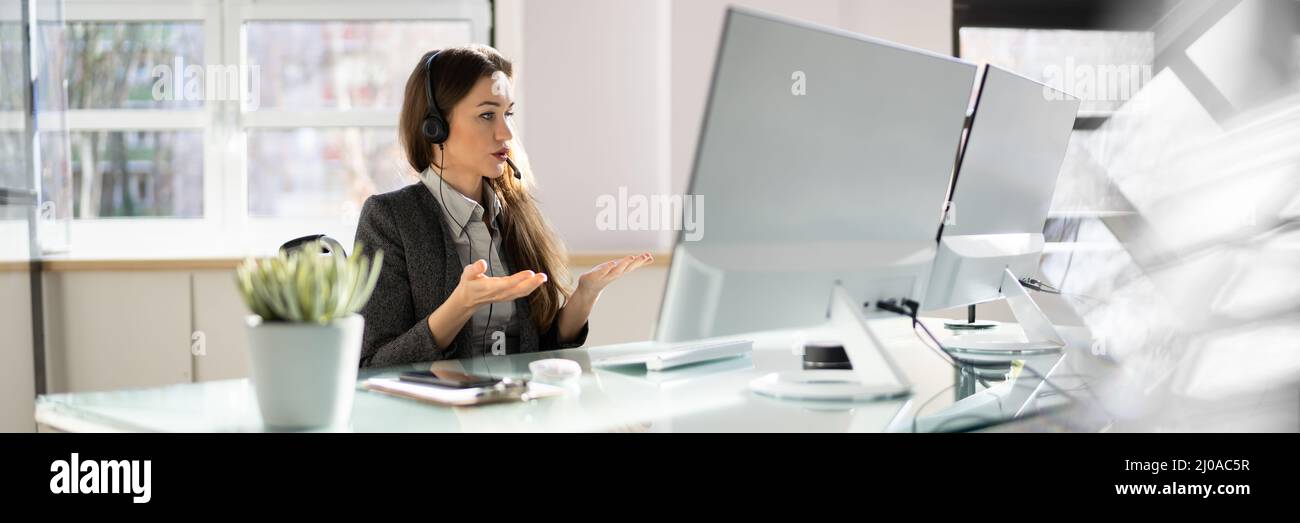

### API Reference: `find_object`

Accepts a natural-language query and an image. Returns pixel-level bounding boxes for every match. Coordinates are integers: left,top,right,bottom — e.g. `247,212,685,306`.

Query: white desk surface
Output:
35,317,1081,433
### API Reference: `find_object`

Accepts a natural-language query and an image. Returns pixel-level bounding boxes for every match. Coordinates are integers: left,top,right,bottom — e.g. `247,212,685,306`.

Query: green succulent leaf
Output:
232,240,384,324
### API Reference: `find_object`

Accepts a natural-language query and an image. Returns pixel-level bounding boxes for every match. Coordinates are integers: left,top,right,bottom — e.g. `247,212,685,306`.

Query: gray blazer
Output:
354,183,588,368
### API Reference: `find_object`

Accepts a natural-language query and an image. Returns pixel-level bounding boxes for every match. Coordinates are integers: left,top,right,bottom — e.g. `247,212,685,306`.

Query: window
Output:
242,19,472,218
49,15,209,220
2,9,32,192
42,0,491,254
246,127,406,218
67,130,205,217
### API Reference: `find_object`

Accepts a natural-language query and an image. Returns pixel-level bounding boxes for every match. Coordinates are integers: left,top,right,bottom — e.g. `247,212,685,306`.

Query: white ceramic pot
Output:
245,313,364,430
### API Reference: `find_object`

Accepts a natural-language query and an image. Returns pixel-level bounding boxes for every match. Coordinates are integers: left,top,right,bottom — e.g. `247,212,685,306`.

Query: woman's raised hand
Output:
575,253,653,299
451,259,547,310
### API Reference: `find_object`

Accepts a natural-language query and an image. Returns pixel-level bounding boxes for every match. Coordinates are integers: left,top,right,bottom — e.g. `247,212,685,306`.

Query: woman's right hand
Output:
449,259,548,311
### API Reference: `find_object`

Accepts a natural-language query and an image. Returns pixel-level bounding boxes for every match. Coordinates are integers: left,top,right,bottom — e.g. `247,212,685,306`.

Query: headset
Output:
423,50,525,368
422,50,521,179
420,51,451,145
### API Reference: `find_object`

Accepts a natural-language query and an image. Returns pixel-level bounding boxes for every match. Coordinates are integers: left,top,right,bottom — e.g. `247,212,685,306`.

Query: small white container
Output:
528,358,582,385
245,314,364,430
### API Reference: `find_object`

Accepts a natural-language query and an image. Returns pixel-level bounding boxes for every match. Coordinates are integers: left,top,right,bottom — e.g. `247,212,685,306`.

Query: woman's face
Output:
439,71,516,180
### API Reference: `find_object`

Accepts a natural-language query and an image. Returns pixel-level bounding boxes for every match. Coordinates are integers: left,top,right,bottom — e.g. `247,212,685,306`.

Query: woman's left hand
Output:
575,252,654,300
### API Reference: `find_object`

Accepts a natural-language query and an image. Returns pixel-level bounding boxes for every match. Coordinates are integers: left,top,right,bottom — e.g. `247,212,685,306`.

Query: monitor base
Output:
943,319,1000,331
749,370,910,401
751,285,913,402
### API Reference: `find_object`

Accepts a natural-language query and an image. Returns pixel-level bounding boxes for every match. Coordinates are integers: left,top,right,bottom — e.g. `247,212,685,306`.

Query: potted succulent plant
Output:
234,241,382,430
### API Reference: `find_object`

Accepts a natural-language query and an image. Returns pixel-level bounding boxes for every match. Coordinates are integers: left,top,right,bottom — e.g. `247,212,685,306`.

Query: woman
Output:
355,44,651,368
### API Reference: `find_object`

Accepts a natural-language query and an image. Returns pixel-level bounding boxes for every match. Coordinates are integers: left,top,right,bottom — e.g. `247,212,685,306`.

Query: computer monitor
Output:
920,64,1080,354
922,65,1080,311
652,8,976,399
655,7,975,342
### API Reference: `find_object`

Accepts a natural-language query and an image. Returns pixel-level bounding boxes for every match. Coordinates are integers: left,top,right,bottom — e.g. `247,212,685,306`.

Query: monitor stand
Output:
942,268,1065,366
749,284,912,401
942,304,999,331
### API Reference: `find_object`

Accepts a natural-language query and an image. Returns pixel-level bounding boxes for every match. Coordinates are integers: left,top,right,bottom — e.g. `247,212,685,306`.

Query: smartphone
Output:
399,369,501,388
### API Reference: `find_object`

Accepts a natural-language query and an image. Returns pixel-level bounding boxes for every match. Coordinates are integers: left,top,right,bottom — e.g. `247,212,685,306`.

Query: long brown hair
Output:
398,45,572,333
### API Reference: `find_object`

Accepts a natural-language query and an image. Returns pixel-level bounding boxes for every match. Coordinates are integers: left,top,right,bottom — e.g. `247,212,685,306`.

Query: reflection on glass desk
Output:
34,318,1107,433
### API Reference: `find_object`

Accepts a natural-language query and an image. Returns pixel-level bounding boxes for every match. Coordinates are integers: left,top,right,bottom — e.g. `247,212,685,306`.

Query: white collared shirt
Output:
421,168,520,357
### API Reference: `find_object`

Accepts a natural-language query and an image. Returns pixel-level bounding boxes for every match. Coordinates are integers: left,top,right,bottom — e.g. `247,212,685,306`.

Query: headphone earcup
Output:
421,116,448,144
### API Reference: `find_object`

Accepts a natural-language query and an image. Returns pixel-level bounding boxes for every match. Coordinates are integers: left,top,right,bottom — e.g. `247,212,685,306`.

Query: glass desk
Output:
35,317,1102,433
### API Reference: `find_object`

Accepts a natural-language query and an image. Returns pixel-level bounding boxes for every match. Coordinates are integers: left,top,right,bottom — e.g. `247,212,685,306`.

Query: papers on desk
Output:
363,378,564,407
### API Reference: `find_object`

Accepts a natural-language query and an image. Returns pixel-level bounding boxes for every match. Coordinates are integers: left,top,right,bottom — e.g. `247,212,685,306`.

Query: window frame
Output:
55,0,491,257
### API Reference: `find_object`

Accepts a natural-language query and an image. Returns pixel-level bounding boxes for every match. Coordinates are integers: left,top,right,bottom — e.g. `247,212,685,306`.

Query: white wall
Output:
512,0,672,252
